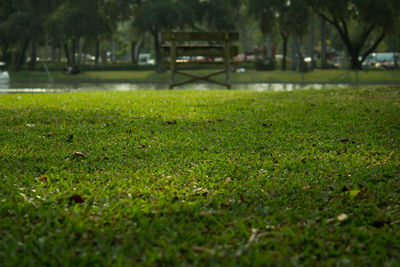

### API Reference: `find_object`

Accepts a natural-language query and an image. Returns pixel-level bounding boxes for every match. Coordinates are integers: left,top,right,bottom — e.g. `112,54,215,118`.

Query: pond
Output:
1,81,356,93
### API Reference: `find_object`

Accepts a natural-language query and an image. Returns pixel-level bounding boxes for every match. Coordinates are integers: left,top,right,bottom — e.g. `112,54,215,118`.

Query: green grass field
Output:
10,68,400,84
0,86,399,265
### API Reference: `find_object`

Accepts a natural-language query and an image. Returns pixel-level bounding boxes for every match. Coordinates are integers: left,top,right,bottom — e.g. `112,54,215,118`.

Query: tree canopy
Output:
308,0,400,69
248,0,310,70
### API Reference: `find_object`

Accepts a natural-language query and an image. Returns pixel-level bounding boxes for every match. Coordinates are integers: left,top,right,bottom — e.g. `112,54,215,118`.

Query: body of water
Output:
0,82,359,93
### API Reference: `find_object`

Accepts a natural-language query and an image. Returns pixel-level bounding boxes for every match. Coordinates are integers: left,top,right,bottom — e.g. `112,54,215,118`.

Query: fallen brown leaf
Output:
192,246,216,255
235,228,259,257
167,120,177,125
37,174,48,181
73,152,87,157
302,185,312,190
337,213,348,221
194,187,208,196
239,193,246,203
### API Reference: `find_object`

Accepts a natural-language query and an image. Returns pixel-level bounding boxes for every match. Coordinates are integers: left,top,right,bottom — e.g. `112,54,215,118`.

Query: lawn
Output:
0,86,399,265
9,68,400,84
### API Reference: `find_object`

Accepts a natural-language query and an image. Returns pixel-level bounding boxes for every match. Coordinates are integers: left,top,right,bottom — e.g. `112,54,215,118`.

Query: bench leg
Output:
224,40,231,89
169,40,176,89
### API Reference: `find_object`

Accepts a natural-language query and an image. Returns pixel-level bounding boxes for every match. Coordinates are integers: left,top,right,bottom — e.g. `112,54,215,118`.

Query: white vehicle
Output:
138,53,154,66
364,52,400,69
0,62,9,84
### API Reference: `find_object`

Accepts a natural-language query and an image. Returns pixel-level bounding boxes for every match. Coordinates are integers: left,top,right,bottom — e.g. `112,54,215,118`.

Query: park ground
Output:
9,68,400,84
0,85,399,265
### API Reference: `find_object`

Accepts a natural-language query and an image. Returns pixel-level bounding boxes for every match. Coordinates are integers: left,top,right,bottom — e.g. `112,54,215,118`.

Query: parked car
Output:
0,62,9,84
138,53,155,66
363,52,400,69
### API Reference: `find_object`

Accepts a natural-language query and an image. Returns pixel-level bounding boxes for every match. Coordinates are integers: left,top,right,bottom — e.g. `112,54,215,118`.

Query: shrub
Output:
254,57,276,71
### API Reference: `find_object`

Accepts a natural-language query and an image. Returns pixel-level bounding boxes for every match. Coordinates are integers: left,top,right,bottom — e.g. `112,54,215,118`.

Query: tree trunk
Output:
290,36,297,71
29,41,37,70
11,40,30,71
349,52,362,70
18,40,30,71
295,38,308,72
131,39,143,64
308,13,315,71
281,33,288,71
131,41,136,64
266,33,272,59
1,42,10,63
153,30,163,73
57,48,62,63
72,39,77,64
95,40,100,64
82,41,87,64
64,43,71,65
320,16,327,69
112,40,116,62
77,38,82,65
50,45,56,62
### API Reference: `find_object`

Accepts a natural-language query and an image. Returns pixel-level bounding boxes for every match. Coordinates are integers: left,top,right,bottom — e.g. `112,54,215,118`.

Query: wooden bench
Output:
161,32,239,89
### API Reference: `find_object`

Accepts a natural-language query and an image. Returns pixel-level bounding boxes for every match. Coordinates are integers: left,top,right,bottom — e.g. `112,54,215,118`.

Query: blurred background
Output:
0,0,399,75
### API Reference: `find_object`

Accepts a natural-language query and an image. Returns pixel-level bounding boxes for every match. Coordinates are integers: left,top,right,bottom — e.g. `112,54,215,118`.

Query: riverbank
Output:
9,69,400,84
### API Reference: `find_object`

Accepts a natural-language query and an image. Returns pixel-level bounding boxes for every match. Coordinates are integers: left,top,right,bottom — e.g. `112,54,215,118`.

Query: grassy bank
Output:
9,68,400,84
0,86,399,265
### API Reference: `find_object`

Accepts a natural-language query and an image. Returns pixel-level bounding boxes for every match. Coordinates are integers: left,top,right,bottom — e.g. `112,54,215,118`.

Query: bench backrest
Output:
162,32,239,42
162,32,239,58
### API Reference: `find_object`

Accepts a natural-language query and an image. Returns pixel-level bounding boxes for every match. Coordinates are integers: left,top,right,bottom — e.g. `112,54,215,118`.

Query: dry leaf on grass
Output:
225,178,233,183
192,246,216,255
167,120,177,125
36,174,48,181
73,152,87,157
337,213,348,221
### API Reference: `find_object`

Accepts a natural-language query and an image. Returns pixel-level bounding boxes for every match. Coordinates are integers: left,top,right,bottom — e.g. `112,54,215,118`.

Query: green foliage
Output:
194,0,242,31
0,0,52,69
247,0,310,71
254,57,276,71
0,86,399,265
309,0,400,69
248,0,310,37
133,0,184,32
132,0,243,71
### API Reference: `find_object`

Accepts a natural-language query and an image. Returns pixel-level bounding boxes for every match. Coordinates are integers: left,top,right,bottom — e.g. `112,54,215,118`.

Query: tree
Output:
0,0,55,70
309,0,400,69
191,0,242,31
132,0,242,72
132,0,189,72
319,15,328,68
45,0,115,65
248,0,310,71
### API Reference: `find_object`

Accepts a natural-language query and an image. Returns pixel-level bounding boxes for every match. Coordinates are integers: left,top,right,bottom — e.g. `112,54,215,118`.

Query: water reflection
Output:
1,82,354,93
